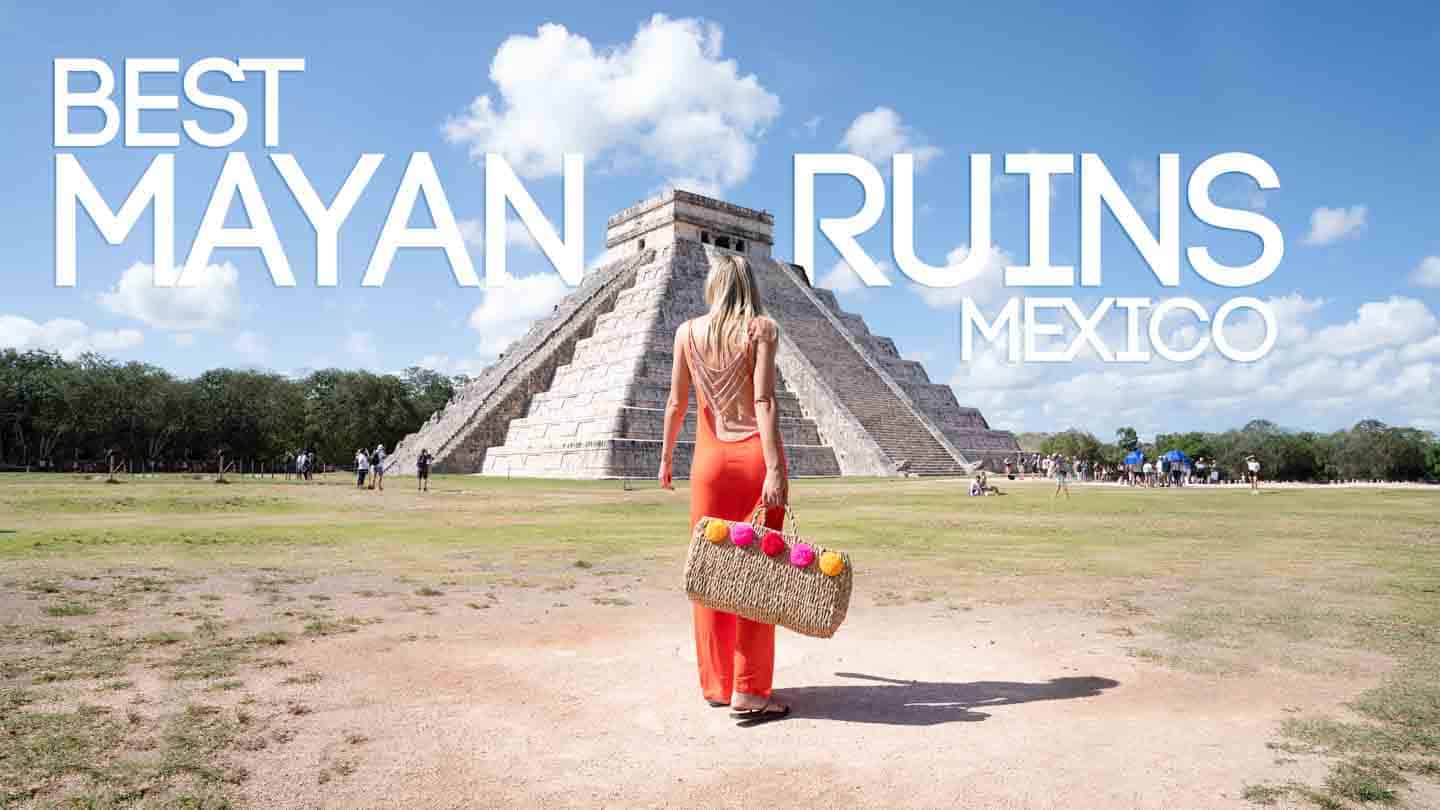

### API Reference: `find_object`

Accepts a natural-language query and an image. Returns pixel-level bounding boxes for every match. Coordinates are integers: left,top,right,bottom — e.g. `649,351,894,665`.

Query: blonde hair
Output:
702,254,764,356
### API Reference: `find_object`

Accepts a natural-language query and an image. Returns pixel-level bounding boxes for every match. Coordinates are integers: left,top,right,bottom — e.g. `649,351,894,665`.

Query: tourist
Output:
295,450,307,482
371,444,386,491
355,448,369,488
1142,459,1153,487
1195,457,1208,484
1246,455,1261,493
658,253,789,724
417,448,432,492
1052,454,1071,499
1004,457,1014,480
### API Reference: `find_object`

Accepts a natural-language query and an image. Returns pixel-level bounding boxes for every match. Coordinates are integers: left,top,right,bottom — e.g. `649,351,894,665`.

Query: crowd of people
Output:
279,444,440,493
351,445,433,492
996,453,1264,491
286,449,317,481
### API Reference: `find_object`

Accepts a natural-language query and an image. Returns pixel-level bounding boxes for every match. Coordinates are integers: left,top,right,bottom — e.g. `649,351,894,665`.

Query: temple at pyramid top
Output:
605,190,775,259
388,191,1021,478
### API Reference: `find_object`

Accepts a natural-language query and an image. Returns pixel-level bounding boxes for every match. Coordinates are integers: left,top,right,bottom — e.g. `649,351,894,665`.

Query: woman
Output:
355,448,369,488
659,254,789,724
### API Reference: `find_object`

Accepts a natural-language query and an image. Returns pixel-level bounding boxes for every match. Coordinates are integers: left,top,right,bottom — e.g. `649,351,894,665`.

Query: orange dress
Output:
684,319,785,703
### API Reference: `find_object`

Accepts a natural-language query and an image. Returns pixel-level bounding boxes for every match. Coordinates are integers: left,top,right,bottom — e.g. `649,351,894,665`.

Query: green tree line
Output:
0,349,465,471
1030,419,1440,482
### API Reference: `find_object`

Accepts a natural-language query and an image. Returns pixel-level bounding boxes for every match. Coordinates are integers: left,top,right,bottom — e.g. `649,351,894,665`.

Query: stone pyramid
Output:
389,191,1020,478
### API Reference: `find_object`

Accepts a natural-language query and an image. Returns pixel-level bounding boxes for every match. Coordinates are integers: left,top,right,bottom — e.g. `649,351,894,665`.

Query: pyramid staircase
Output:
390,190,1020,478
478,241,841,478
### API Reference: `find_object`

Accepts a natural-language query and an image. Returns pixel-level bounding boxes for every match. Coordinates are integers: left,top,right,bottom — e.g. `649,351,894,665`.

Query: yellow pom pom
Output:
704,519,730,544
819,551,845,577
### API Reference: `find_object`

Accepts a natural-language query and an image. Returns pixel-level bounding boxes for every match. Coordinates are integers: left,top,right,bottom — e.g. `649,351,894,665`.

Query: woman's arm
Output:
659,325,692,490
751,318,788,506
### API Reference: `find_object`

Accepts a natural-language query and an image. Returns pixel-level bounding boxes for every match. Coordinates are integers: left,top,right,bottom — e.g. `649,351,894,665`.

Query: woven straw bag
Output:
683,506,852,638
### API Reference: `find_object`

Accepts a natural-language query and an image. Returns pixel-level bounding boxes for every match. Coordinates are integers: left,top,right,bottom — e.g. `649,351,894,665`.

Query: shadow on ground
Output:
775,672,1120,726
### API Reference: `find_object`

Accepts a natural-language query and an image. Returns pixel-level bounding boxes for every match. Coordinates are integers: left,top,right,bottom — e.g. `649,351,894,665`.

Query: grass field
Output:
1,473,1437,808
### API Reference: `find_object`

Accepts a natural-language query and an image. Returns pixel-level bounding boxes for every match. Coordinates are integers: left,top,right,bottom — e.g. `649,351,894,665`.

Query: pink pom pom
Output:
730,523,756,547
790,543,815,568
760,532,786,557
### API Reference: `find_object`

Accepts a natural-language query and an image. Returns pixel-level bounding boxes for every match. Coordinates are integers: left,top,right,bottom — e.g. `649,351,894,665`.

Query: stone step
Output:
499,406,824,448
524,379,809,421
389,249,646,474
751,262,967,475
482,438,841,479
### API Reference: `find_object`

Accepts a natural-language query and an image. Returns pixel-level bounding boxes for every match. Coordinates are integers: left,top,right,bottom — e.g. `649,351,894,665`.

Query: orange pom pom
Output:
704,519,730,544
819,551,845,577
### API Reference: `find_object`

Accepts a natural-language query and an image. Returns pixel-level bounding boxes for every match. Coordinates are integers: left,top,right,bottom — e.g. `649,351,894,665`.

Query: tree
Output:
1115,426,1139,453
1039,429,1102,462
1154,431,1215,463
401,367,457,421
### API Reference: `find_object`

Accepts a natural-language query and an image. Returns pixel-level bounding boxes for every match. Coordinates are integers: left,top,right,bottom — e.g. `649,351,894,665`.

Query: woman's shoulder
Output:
748,315,779,343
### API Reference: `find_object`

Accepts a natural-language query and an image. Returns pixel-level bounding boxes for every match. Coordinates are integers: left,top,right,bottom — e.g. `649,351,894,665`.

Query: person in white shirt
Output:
1246,455,1261,493
356,449,369,488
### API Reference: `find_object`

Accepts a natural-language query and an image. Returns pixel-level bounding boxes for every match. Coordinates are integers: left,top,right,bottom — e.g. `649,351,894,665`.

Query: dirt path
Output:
231,582,1369,809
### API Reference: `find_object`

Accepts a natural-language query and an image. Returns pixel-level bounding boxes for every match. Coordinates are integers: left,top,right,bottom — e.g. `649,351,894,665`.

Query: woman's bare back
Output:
682,314,777,442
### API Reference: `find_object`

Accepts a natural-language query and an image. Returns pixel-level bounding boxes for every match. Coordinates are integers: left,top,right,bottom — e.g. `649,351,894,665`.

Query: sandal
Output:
730,701,791,724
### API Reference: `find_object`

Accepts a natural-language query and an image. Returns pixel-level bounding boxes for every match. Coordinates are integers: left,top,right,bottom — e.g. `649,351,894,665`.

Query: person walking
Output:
659,254,789,724
417,448,432,492
1052,453,1071,500
355,448,369,488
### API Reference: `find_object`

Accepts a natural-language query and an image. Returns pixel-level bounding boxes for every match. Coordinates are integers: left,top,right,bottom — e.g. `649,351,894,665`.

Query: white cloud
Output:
99,261,241,330
443,15,780,191
0,316,143,359
467,273,573,359
817,259,875,296
1411,256,1440,288
1310,296,1438,357
171,333,195,347
914,244,1016,309
457,218,540,252
1302,205,1367,246
232,331,267,363
839,107,941,171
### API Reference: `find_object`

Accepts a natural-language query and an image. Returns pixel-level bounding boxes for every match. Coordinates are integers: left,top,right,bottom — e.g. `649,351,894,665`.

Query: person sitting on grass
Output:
417,448,432,492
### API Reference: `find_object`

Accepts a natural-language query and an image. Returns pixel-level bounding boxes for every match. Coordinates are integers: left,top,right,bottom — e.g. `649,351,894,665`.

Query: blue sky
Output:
2,1,1438,437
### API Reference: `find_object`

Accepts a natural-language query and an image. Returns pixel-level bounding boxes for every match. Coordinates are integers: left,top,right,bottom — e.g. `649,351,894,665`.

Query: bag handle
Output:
749,503,802,543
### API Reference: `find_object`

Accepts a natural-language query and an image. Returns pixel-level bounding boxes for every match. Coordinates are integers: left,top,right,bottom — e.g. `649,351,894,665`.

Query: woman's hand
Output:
658,458,674,491
761,467,788,507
